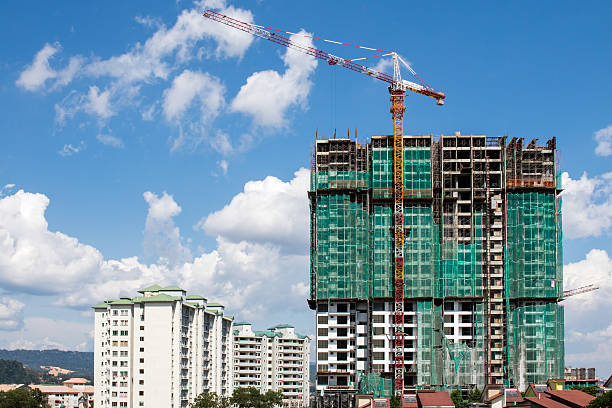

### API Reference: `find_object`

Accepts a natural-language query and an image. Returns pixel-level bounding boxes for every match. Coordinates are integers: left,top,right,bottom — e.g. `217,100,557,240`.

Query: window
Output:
373,339,384,348
373,352,385,360
140,347,144,352
317,328,328,337
444,327,454,336
139,391,144,396
120,341,128,346
337,316,348,324
317,352,328,361
336,304,347,312
120,310,128,316
140,358,144,363
317,340,328,349
373,327,384,335
140,337,144,341
372,314,385,323
140,326,144,330
318,303,328,312
113,310,118,316
317,315,328,324
139,369,144,374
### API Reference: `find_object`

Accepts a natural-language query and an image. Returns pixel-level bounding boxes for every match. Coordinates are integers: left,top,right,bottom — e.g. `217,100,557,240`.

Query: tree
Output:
190,392,229,408
587,390,612,408
0,387,51,408
230,387,284,408
450,390,468,408
571,386,600,397
467,388,482,403
390,395,401,408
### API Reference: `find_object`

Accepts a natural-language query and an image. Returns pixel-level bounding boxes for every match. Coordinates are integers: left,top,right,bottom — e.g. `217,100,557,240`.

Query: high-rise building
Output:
93,285,234,408
309,133,563,395
233,323,310,407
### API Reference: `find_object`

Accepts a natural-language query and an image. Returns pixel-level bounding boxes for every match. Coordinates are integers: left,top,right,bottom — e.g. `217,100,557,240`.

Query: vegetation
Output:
570,385,600,397
0,349,93,379
0,387,50,408
190,392,229,408
0,360,62,385
390,395,400,408
192,388,284,408
451,388,482,408
587,390,612,408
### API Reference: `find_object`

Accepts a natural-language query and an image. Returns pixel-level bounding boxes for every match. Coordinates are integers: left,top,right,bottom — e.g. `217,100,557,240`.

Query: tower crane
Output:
203,9,446,395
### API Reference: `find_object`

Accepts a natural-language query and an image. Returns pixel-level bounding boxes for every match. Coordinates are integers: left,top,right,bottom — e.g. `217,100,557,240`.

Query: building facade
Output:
309,133,564,395
233,323,310,407
93,285,233,408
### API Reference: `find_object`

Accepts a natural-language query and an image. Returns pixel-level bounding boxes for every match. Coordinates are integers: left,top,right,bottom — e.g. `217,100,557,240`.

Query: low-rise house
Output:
417,391,455,408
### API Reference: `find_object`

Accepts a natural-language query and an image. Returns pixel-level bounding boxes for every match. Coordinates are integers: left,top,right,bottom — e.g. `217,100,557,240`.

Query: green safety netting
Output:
507,303,564,388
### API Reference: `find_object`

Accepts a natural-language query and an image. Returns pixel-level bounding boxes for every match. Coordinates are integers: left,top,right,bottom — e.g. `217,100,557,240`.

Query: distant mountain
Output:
0,359,63,385
0,350,93,379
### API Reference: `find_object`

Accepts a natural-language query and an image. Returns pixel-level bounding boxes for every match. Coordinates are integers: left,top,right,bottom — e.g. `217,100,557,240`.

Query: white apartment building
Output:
233,323,310,407
93,285,233,408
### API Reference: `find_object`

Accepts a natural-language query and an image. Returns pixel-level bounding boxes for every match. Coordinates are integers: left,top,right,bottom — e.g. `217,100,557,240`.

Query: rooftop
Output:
417,391,455,408
268,323,294,330
546,390,595,406
185,295,206,300
160,285,184,291
137,284,163,293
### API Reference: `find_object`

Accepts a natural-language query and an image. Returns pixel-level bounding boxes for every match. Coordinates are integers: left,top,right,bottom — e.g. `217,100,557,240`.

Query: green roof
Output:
233,321,251,326
268,323,294,330
160,285,184,291
92,303,109,309
132,293,181,303
297,334,310,339
254,331,283,338
109,299,133,305
185,295,206,300
233,329,239,335
225,315,234,320
206,309,223,315
137,284,163,293
207,302,224,307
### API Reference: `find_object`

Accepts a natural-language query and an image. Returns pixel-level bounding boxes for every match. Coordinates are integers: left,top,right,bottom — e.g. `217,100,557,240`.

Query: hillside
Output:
0,350,93,379
0,360,63,385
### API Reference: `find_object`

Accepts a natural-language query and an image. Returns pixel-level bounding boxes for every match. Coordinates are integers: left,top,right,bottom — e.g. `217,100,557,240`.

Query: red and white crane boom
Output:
203,9,446,396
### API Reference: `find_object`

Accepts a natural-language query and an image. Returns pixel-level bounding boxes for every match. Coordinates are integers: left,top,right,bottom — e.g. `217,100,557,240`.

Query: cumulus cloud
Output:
163,70,225,121
594,125,612,156
16,43,83,92
162,70,226,150
200,168,310,252
0,317,92,351
0,297,25,331
84,86,114,119
143,191,192,266
561,172,612,239
0,170,311,337
563,249,612,371
96,134,124,148
85,2,253,84
230,30,318,127
21,0,253,130
0,191,103,294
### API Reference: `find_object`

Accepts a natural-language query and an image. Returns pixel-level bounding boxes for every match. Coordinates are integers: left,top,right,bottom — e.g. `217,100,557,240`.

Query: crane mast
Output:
204,9,445,396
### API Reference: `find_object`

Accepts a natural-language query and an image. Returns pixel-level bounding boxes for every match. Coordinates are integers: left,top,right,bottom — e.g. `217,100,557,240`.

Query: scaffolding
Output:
310,133,563,392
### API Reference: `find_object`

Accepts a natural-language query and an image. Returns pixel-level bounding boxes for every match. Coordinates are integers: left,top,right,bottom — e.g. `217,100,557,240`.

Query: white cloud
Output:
143,191,192,266
0,170,311,336
58,141,85,156
85,2,253,84
16,43,83,92
230,30,318,127
0,297,24,331
217,159,228,175
0,190,102,294
85,86,114,119
0,317,91,351
563,249,612,372
96,134,124,148
200,168,310,252
563,248,612,313
561,172,612,239
163,70,225,122
162,69,226,151
595,125,612,156
371,57,394,75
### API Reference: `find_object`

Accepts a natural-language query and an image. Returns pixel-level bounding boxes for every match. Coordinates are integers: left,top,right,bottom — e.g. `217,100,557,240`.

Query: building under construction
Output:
309,132,564,398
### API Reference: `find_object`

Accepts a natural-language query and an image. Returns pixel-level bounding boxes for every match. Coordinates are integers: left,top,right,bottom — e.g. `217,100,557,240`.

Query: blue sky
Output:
0,1,611,376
